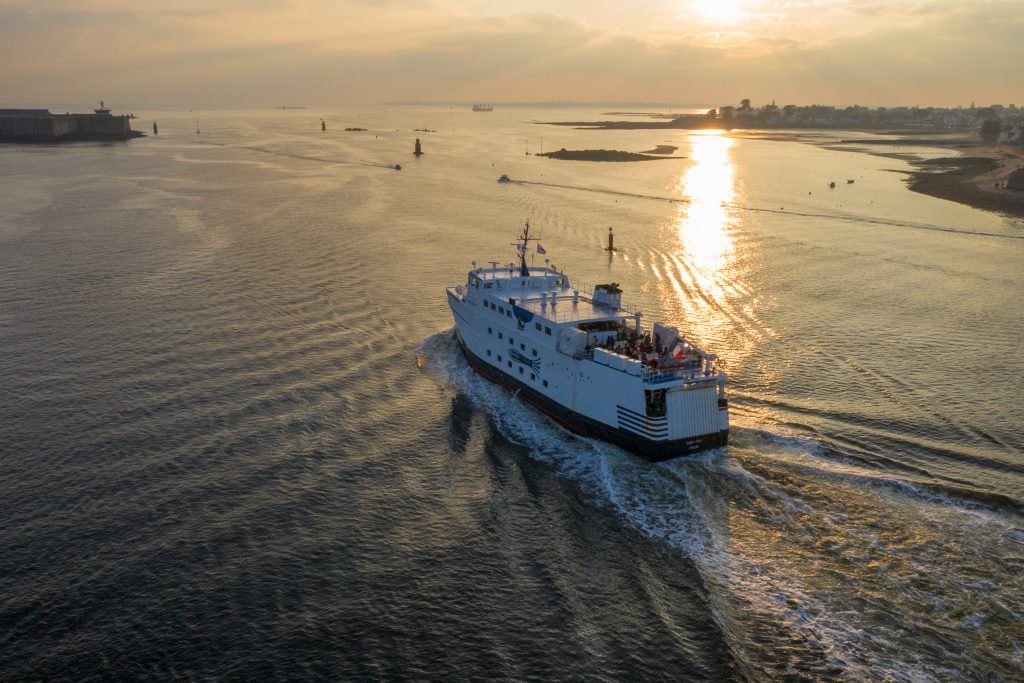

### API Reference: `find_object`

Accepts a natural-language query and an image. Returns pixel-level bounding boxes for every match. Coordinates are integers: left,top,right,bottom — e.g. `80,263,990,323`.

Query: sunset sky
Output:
2,0,1020,108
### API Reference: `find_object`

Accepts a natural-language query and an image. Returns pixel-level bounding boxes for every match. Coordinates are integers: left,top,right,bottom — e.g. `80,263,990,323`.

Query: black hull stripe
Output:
618,423,668,440
617,404,667,424
616,417,669,438
454,330,727,461
614,411,671,432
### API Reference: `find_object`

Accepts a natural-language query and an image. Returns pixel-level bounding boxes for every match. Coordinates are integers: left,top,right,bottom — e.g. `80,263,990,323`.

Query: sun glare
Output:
665,132,738,342
689,0,746,24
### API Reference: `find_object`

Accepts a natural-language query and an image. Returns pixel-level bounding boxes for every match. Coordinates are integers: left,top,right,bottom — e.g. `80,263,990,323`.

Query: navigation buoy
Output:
321,119,326,132
605,226,616,252
152,121,158,135
414,138,423,156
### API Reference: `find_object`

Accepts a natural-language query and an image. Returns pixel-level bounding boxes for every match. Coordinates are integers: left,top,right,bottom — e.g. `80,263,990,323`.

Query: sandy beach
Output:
811,134,1024,219
906,145,1024,218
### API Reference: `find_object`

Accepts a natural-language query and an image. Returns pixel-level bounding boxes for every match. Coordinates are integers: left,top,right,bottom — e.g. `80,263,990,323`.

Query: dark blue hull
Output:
454,330,728,461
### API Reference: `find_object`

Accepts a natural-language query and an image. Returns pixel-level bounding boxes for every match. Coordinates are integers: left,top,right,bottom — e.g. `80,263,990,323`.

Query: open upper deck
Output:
510,289,633,325
464,265,637,326
470,265,568,288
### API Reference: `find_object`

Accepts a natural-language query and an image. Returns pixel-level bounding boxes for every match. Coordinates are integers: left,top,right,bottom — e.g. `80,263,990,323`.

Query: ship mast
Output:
512,221,540,277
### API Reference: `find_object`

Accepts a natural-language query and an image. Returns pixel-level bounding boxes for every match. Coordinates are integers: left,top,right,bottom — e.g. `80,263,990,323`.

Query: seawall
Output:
0,109,142,142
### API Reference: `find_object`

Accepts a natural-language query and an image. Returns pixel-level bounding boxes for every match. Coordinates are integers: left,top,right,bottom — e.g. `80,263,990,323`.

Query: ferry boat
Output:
446,223,729,461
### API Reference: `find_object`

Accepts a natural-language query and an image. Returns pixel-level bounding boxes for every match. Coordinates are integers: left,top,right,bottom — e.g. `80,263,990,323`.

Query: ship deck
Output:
508,293,628,324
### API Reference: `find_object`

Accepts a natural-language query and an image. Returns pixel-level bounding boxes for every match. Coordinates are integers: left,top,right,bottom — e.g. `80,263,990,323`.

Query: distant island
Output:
539,148,683,162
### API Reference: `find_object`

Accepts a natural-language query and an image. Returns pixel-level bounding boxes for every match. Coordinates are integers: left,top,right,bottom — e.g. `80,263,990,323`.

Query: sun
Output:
689,0,747,25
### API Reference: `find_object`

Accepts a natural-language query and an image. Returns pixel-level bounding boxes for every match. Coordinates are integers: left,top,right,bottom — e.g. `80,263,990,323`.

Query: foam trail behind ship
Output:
418,329,1024,682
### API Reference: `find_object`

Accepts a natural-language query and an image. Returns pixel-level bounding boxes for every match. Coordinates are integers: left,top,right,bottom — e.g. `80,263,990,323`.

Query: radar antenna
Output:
511,220,541,277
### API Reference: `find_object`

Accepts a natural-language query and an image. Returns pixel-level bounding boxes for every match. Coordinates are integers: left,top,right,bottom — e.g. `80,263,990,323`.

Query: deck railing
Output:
641,366,719,385
572,348,720,385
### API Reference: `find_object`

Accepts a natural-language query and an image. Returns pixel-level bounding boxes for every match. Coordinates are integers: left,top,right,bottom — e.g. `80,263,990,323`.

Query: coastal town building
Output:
702,100,1024,142
998,123,1023,144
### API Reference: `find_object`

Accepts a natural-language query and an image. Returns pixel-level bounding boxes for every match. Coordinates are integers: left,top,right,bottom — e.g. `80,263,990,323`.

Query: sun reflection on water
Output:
659,131,772,386
675,130,735,276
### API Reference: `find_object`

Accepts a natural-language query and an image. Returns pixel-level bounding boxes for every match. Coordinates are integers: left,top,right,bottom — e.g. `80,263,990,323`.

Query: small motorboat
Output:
394,164,402,171
497,174,511,183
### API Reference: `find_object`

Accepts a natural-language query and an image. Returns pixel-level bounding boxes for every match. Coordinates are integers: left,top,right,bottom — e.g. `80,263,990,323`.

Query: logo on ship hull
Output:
512,304,534,331
509,349,541,372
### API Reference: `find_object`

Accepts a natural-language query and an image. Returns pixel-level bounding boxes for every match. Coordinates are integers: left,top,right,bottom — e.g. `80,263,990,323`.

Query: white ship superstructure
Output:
446,223,728,460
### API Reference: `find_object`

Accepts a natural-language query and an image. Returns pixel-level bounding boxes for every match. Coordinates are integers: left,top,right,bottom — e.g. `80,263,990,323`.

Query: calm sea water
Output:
1,107,1022,681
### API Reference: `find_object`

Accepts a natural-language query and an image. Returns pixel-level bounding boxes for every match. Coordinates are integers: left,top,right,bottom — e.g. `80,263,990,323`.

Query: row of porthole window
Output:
487,300,512,319
485,349,548,387
487,327,541,357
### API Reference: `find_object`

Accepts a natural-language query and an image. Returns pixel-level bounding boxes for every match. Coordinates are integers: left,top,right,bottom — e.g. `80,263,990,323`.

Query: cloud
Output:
0,0,1020,107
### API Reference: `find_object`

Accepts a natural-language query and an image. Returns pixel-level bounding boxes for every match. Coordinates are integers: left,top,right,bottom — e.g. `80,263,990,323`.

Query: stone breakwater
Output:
0,108,142,142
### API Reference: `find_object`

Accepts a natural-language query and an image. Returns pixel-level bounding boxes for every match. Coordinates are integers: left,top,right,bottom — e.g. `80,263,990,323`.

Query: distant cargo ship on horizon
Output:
472,103,494,112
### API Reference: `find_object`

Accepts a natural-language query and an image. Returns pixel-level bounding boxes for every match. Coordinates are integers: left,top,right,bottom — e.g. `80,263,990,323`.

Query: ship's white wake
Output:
417,328,1024,681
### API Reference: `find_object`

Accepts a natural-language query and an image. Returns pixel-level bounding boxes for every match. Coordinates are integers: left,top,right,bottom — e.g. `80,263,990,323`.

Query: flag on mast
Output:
537,244,546,254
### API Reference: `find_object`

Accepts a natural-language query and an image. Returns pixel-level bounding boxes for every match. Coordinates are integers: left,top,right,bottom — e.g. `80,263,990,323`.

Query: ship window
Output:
532,349,538,356
519,367,524,375
486,349,491,357
498,332,503,339
509,336,513,345
520,343,525,351
508,361,513,369
530,373,535,381
542,380,549,387
544,326,552,335
497,355,502,362
506,310,512,318
487,327,492,334
645,389,667,418
521,280,525,287
535,322,541,331
498,306,504,314
484,282,494,289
